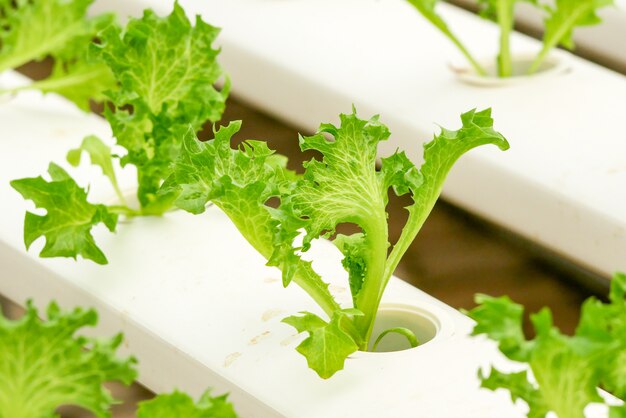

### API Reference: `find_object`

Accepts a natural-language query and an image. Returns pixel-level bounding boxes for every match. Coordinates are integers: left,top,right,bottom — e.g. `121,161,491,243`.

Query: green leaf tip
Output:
99,2,227,123
97,2,229,213
283,309,362,379
10,163,118,264
0,300,137,418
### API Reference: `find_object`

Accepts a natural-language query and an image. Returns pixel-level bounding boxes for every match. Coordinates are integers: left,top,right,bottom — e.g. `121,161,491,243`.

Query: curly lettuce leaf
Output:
137,390,239,418
97,3,229,212
166,122,340,317
469,273,626,418
480,368,549,418
169,122,291,251
577,272,626,399
0,301,137,418
282,309,362,379
529,309,605,418
0,0,94,71
0,0,117,109
470,294,533,361
99,4,227,126
10,163,117,264
291,112,392,248
391,109,508,254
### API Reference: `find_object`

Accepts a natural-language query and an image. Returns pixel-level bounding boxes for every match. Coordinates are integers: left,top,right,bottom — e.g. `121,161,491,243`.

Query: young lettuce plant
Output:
0,0,117,111
10,3,229,264
468,272,626,418
0,300,137,417
0,300,240,417
406,0,614,77
165,108,509,378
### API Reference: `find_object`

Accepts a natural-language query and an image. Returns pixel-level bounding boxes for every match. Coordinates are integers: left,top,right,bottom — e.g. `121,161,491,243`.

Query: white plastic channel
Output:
0,71,617,416
110,0,626,281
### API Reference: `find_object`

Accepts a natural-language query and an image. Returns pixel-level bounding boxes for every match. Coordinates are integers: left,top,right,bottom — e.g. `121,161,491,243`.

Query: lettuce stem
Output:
0,65,111,100
449,33,488,77
405,0,487,76
497,0,514,77
107,205,142,217
353,216,391,347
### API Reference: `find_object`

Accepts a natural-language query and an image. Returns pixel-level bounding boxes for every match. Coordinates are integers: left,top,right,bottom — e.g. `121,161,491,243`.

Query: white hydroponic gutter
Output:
0,72,616,418
108,0,626,280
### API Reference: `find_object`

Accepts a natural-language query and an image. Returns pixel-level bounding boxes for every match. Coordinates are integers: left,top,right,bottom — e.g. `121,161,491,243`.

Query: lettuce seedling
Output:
11,3,229,264
468,272,626,417
0,299,240,417
406,0,614,77
166,108,508,378
0,0,117,110
0,300,137,417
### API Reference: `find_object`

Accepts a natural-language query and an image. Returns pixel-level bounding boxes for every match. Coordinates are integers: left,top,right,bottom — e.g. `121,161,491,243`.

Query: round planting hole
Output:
451,53,569,87
366,303,445,353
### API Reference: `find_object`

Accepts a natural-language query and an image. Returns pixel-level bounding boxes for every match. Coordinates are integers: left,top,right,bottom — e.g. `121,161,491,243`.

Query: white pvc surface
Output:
116,0,626,280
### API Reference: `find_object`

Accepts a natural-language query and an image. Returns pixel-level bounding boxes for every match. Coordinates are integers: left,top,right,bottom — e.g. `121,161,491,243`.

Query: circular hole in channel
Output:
483,56,559,78
452,53,569,87
366,303,442,353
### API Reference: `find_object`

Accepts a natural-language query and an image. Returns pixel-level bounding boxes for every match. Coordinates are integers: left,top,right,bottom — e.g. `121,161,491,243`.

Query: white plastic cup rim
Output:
450,51,571,87
352,302,455,357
